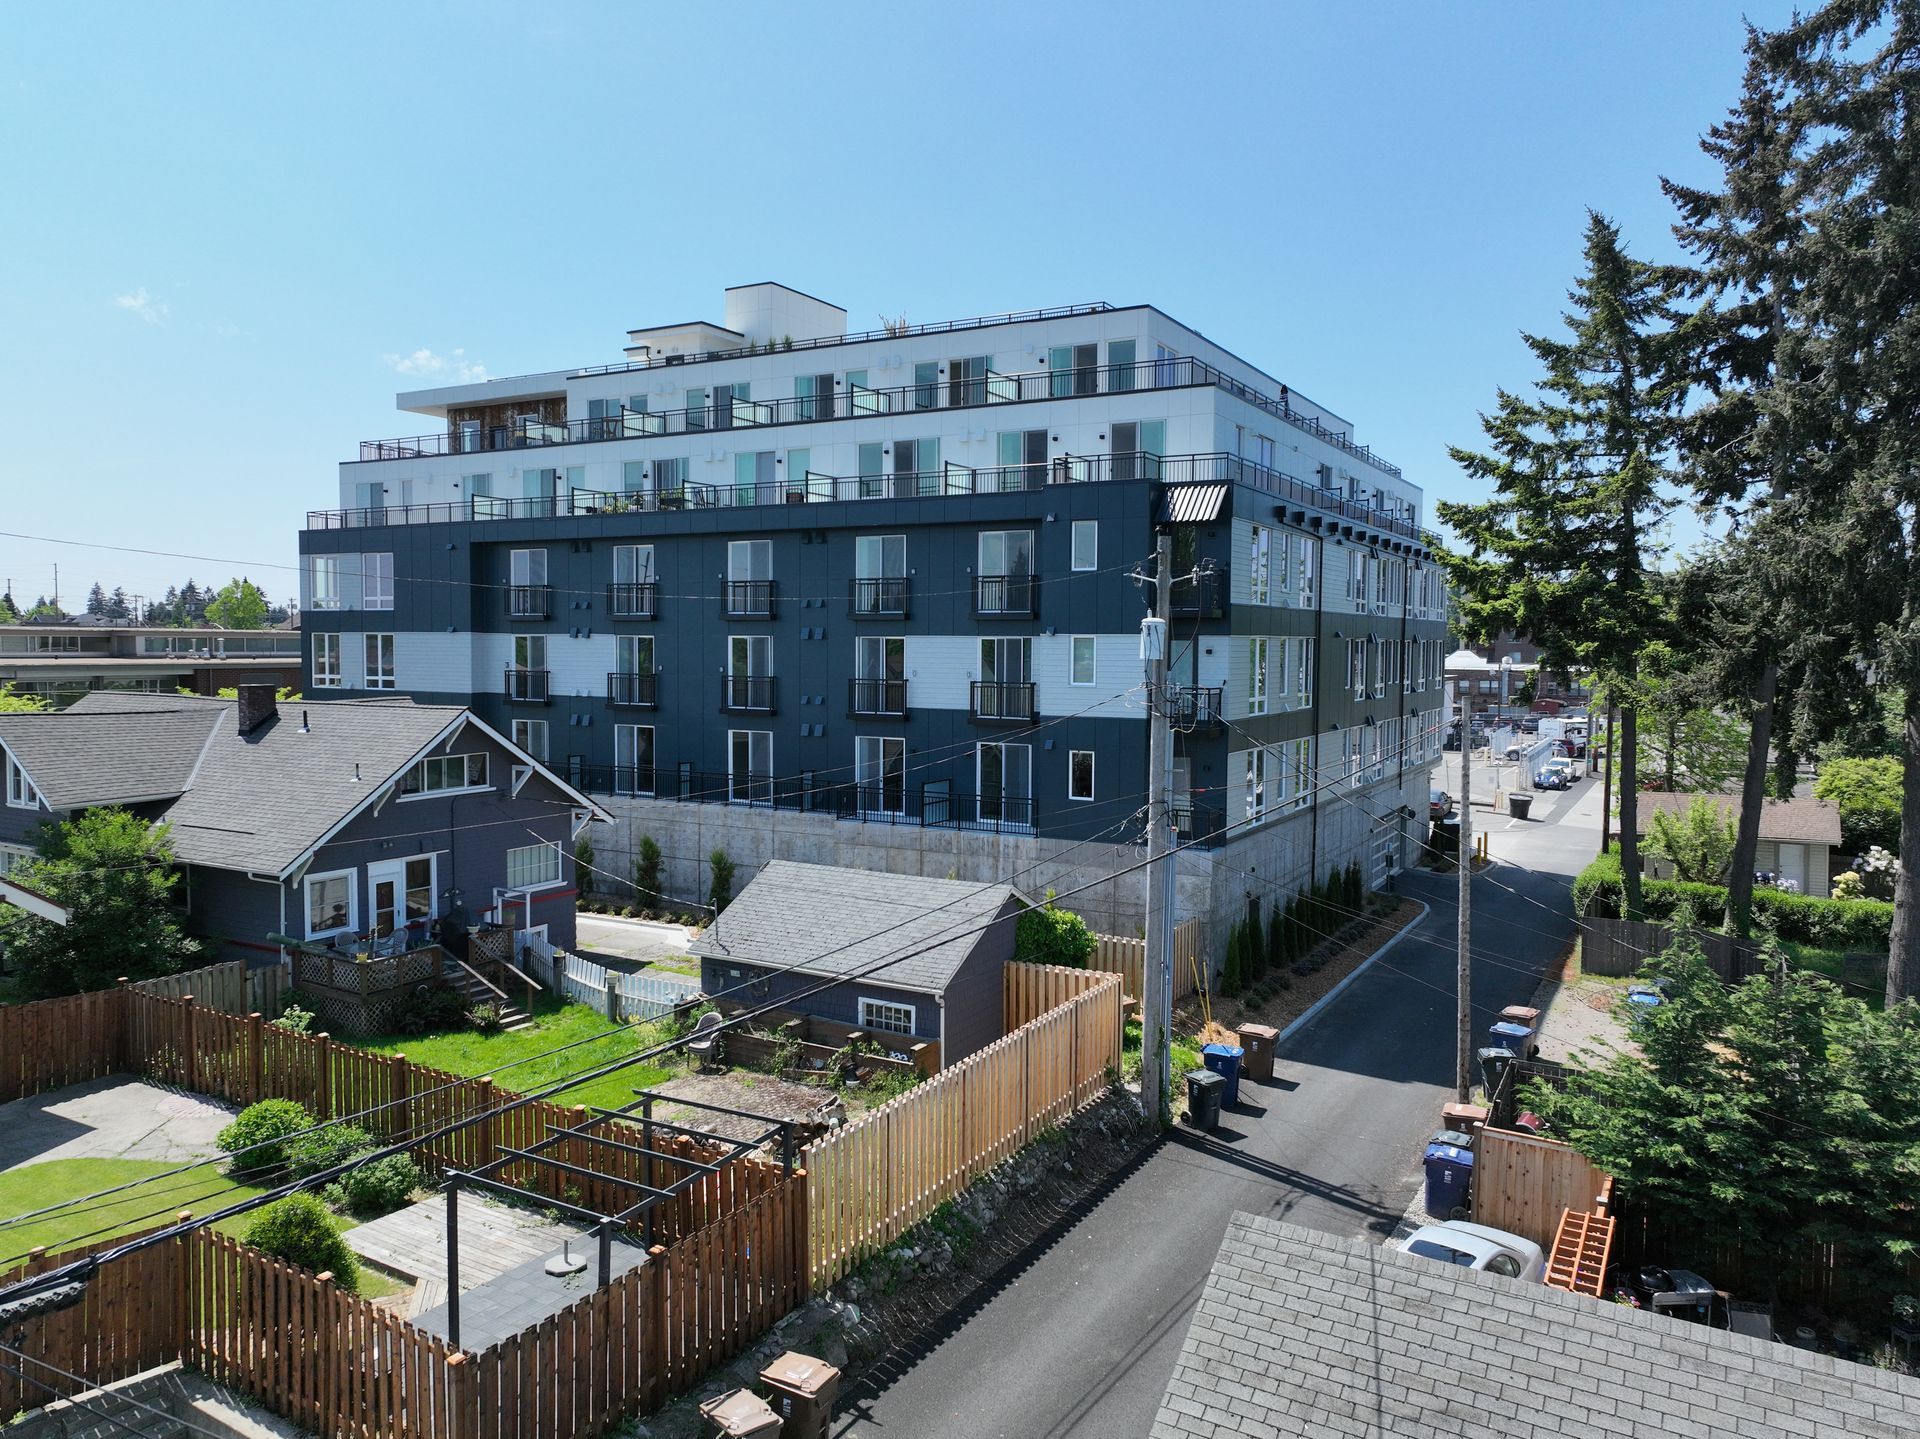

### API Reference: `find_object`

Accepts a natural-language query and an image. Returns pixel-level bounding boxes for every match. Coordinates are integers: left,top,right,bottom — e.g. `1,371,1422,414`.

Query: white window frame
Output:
1245,747,1270,822
1068,749,1095,802
312,632,342,688
1069,635,1097,686
509,548,548,587
0,841,32,876
364,633,396,690
5,753,39,810
363,552,394,611
512,718,548,763
308,554,343,611
399,752,491,800
1070,519,1098,572
1292,738,1314,810
859,997,916,1036
1248,638,1268,716
304,867,358,940
1249,524,1271,605
505,841,564,893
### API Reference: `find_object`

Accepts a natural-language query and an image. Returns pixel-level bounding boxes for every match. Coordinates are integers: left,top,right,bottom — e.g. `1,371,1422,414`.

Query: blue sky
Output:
0,0,1796,610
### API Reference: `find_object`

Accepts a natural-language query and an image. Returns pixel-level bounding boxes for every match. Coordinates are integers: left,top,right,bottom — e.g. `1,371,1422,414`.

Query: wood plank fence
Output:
131,958,289,1017
803,963,1123,1289
1470,1127,1613,1249
1580,918,1759,981
1085,918,1204,1002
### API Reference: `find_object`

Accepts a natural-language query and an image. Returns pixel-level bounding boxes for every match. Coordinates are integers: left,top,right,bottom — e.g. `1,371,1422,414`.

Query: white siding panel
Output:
393,632,477,695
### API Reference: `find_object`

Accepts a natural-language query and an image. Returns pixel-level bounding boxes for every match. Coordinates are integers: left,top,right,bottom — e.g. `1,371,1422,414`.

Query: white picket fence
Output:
519,943,700,1023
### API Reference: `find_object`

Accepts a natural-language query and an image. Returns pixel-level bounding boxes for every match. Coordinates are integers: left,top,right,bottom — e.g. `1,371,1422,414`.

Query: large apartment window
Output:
949,355,990,407
994,430,1047,491
1245,747,1271,823
509,634,547,702
401,753,489,797
727,539,774,617
977,530,1035,614
684,387,708,431
364,633,396,690
912,362,939,411
1293,533,1316,605
854,534,907,615
611,543,656,620
1347,641,1366,700
853,636,905,715
1294,638,1315,707
855,735,906,815
728,730,773,805
732,451,775,504
512,718,548,763
1111,420,1165,480
795,373,835,421
894,437,940,496
304,869,356,939
1248,638,1269,716
363,552,394,611
1069,749,1095,803
1108,338,1137,389
614,723,655,796
6,754,40,810
725,635,772,712
1071,520,1098,572
509,548,549,620
1249,524,1271,605
1290,738,1314,809
977,741,1032,826
1048,343,1098,397
980,635,1032,685
313,632,342,688
505,841,562,891
1070,636,1096,686
308,554,342,611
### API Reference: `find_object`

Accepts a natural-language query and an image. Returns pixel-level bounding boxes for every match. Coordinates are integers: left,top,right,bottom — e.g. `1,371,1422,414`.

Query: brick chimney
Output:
236,683,279,736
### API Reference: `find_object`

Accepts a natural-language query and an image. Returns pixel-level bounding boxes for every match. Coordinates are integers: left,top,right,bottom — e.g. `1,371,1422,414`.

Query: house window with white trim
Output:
1069,749,1095,802
363,552,394,611
505,841,562,891
305,869,356,939
5,754,38,810
512,719,548,762
1244,746,1271,822
1070,636,1096,686
1071,520,1098,572
364,633,396,689
400,753,489,797
1290,737,1314,810
313,632,342,688
859,997,916,1036
1249,525,1271,605
1248,638,1268,716
0,842,32,875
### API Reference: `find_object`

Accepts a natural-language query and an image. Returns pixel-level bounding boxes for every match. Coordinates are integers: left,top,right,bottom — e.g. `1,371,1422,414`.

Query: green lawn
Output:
1783,941,1886,1009
0,1157,269,1269
351,996,679,1111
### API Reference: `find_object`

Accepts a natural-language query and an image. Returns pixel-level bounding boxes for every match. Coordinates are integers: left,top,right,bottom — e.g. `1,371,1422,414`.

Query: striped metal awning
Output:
1157,482,1229,524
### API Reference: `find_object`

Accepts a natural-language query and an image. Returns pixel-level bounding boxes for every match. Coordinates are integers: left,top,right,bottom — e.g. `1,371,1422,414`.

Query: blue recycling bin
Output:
1424,1137,1475,1219
1488,1020,1533,1056
1201,1043,1245,1108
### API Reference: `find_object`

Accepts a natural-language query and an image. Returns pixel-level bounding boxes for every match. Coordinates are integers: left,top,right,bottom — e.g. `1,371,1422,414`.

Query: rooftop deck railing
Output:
354,353,1402,478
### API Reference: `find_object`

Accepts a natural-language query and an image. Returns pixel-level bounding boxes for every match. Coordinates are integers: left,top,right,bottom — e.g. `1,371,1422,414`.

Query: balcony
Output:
973,574,1038,618
1171,569,1225,621
850,577,911,618
1172,800,1227,845
1168,686,1225,732
849,677,908,718
970,681,1036,723
507,585,551,622
723,580,777,620
504,668,549,704
607,581,658,621
607,671,659,709
720,675,776,714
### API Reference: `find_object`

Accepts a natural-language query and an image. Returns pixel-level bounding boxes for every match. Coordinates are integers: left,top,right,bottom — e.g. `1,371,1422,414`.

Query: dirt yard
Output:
645,1071,845,1145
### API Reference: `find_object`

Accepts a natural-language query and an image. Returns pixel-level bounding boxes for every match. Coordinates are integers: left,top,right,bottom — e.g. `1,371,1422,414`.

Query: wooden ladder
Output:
1545,1205,1614,1297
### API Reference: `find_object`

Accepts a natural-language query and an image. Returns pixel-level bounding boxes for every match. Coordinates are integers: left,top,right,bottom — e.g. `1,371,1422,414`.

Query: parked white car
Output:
1399,1222,1546,1283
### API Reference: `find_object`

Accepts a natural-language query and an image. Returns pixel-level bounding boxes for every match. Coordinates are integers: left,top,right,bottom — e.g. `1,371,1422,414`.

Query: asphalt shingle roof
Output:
0,703,220,808
688,860,1025,994
1636,791,1843,847
1152,1212,1920,1439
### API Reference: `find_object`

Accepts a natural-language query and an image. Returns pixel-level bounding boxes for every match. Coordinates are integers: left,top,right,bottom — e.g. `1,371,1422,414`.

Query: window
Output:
977,529,1035,611
912,362,939,411
1249,525,1271,605
364,633,396,689
1347,641,1366,700
684,386,708,431
1069,749,1095,802
980,636,1031,685
0,843,31,876
654,457,690,499
1070,636,1096,686
1048,343,1098,397
728,730,773,805
308,554,342,611
855,735,906,815
733,450,775,503
949,355,990,407
612,543,654,585
859,997,916,1036
1294,638,1315,706
1108,338,1136,388
857,442,885,498
1245,747,1271,822
514,634,546,670
729,634,770,677
364,553,394,610
401,752,490,797
5,753,40,810
1071,520,1098,572
894,437,940,494
976,742,1033,825
995,429,1048,490
505,842,562,891
510,548,547,587
616,634,654,675
305,869,356,939
1291,738,1314,809
614,723,655,796
313,632,342,688
622,461,652,498
795,373,835,421
728,538,772,582
1294,533,1316,605
1248,638,1269,716
1110,420,1165,481
512,719,547,762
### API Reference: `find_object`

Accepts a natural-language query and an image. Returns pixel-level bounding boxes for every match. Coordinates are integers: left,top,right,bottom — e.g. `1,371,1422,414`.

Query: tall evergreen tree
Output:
84,582,107,617
106,586,130,621
1437,213,1697,918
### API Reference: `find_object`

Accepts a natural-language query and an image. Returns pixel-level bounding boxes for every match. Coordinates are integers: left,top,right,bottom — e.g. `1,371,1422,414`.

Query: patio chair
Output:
686,1011,724,1069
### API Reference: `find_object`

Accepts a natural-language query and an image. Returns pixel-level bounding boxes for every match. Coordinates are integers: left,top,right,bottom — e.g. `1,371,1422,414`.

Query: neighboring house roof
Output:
1153,1212,1920,1439
5,691,607,879
688,860,1027,994
0,704,221,807
1636,791,1842,847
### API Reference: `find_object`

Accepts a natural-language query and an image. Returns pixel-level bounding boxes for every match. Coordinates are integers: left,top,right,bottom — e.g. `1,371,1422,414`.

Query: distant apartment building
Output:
296,285,1448,939
0,623,303,707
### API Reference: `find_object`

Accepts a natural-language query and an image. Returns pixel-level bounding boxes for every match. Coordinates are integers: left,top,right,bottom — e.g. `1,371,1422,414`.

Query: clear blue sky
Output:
0,0,1796,611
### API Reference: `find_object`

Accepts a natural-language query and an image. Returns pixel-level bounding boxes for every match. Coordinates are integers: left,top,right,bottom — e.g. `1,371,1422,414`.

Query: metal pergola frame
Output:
439,1087,796,1350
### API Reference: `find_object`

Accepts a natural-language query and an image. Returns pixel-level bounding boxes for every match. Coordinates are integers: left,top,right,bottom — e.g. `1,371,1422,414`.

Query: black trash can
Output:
1508,792,1533,820
1185,1068,1225,1131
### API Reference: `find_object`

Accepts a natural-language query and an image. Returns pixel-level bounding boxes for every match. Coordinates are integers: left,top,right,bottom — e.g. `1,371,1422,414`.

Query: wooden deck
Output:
343,1191,598,1316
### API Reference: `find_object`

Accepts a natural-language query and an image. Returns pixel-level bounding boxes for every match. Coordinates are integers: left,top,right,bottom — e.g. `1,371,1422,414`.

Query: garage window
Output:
859,997,916,1036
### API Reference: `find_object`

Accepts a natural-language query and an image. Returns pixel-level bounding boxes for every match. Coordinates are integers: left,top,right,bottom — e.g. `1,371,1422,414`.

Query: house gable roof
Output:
1152,1212,1920,1439
688,860,1027,994
0,703,222,809
1635,791,1843,847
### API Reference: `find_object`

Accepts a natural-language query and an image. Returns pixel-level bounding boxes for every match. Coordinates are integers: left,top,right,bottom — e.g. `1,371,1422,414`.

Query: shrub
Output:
1813,755,1903,855
393,982,468,1035
1267,905,1285,976
634,835,663,908
328,1153,421,1217
287,1123,375,1180
1014,891,1097,967
575,835,595,899
1571,848,1893,949
709,849,736,913
272,1003,316,1035
216,1099,314,1178
468,1002,505,1036
244,1194,359,1292
1344,861,1364,911
1832,870,1866,900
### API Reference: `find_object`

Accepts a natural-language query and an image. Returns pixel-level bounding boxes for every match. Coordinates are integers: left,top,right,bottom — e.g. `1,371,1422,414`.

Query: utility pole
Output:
1456,687,1474,1103
1141,530,1177,1126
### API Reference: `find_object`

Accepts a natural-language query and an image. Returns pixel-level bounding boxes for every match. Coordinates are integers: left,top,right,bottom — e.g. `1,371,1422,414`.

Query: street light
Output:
1443,647,1486,1104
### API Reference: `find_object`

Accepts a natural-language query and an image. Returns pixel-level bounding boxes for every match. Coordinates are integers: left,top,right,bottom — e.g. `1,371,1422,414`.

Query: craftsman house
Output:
0,685,607,964
689,860,1029,1067
1635,792,1843,897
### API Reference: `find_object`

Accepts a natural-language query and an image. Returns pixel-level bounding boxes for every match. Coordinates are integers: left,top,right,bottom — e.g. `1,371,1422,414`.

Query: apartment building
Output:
297,284,1448,939
0,623,303,706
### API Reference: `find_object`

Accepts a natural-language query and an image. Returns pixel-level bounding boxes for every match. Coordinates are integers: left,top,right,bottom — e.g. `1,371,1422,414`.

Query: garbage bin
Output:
1476,1045,1516,1099
1423,1136,1475,1219
1499,1005,1541,1031
1488,1020,1534,1058
1508,792,1533,820
758,1351,840,1439
1201,1043,1245,1107
1440,1101,1489,1139
1236,1023,1278,1084
700,1388,783,1439
1185,1067,1225,1130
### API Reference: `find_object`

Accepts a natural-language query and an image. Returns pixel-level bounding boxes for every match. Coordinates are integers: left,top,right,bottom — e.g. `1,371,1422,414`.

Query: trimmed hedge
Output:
1573,849,1893,950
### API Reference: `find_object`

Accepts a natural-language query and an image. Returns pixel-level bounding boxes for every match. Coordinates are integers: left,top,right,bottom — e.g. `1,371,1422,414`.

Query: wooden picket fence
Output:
1085,918,1205,1003
0,985,129,1103
131,957,288,1017
803,963,1123,1289
520,947,699,1024
1471,1127,1613,1249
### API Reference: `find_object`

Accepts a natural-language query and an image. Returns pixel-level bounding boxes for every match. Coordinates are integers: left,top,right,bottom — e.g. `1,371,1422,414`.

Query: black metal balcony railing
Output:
504,667,549,703
849,677,908,717
850,577,911,617
723,580,777,620
607,671,658,708
607,581,658,620
970,681,1036,723
1168,686,1226,731
1172,801,1228,845
507,585,551,621
353,349,1402,479
974,574,1038,618
1171,568,1225,621
720,675,776,713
